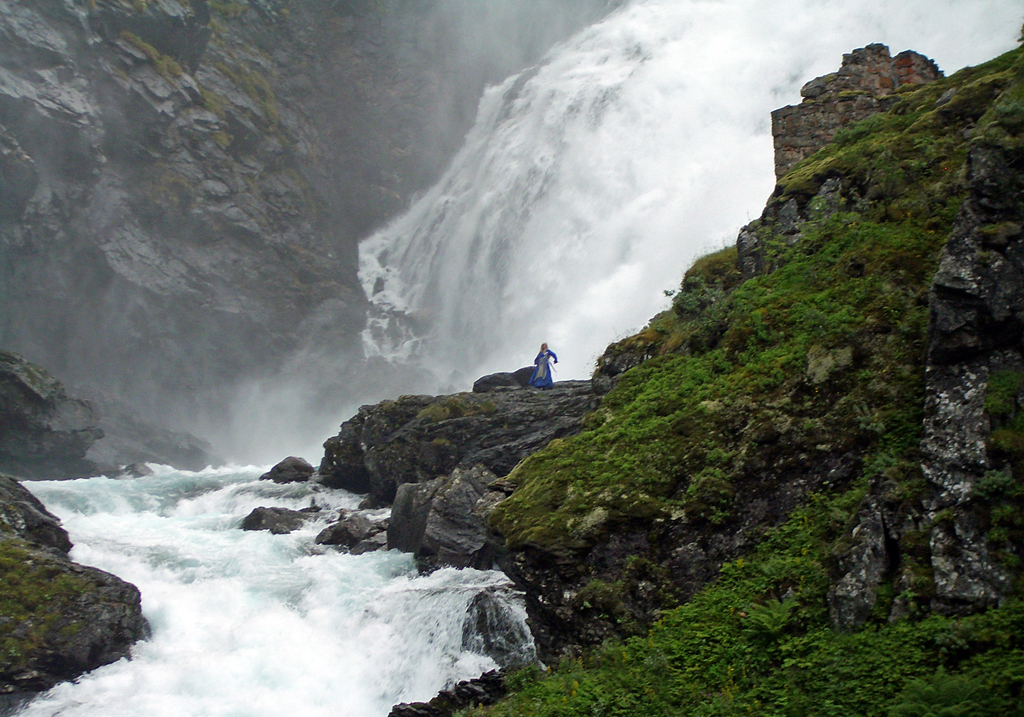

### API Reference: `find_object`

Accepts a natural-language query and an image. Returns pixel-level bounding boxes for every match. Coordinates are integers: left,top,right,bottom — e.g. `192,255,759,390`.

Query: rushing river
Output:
15,466,532,717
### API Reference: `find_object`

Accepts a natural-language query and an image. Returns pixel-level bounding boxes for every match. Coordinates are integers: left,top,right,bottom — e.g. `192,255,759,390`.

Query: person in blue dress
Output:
529,343,558,389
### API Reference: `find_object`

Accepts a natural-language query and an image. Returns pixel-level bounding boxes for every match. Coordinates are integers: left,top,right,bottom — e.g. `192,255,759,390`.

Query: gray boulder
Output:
240,505,320,534
0,473,150,694
387,465,509,570
0,474,72,553
315,511,387,551
472,367,534,392
259,456,315,484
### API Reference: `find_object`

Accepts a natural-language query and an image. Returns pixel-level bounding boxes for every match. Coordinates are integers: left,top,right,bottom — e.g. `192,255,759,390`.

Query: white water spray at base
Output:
359,0,1021,391
18,467,534,717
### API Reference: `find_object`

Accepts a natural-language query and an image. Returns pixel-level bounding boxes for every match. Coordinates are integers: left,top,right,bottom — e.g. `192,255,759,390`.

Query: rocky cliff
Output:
0,0,614,445
433,43,1024,717
0,349,103,480
0,474,150,695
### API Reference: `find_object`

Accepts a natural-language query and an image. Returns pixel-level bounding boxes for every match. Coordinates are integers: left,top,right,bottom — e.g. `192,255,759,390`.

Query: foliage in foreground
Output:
474,487,1024,716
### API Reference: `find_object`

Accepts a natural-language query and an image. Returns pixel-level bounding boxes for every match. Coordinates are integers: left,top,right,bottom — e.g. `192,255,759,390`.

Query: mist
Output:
358,0,1022,392
2,0,1020,467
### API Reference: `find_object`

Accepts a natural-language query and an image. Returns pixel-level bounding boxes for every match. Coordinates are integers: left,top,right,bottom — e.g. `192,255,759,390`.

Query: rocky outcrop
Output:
259,456,314,484
389,670,508,717
919,136,1024,614
77,386,218,472
319,381,599,505
0,350,211,477
0,350,102,480
0,474,149,694
388,465,512,570
771,44,941,178
239,504,321,534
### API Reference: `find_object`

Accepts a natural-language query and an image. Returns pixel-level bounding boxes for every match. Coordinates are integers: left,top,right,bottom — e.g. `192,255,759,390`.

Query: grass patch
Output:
0,540,88,668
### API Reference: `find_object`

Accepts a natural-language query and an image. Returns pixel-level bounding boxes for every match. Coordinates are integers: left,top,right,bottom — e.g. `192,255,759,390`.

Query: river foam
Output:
19,466,530,717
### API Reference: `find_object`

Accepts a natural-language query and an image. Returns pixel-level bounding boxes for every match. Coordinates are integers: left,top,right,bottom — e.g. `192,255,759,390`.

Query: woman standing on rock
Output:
529,343,558,389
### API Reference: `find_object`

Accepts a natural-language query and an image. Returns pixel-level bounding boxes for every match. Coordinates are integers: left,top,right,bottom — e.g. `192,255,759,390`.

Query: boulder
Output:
319,380,598,505
0,473,150,694
240,505,320,534
0,351,103,480
315,511,384,549
260,456,315,484
0,474,72,553
472,367,534,393
387,465,507,570
351,532,389,555
389,670,507,717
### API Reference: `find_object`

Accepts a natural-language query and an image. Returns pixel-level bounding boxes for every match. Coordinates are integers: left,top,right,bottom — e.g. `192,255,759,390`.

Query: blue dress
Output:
529,349,558,388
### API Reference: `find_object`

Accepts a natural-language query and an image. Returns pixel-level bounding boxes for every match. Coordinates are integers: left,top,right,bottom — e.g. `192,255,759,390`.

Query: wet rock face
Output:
387,465,512,570
319,381,599,505
240,504,320,534
0,474,150,695
259,456,314,484
389,670,508,717
920,139,1024,614
0,350,102,480
771,44,941,178
0,0,368,429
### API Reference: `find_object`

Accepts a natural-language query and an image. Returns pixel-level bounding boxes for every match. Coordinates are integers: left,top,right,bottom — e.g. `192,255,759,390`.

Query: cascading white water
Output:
359,0,1021,390
16,467,534,717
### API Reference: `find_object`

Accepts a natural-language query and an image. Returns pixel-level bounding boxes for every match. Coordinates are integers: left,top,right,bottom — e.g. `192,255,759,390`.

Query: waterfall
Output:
358,0,1020,389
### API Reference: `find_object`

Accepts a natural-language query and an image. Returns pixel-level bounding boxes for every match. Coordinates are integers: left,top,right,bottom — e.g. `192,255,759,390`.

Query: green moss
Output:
212,129,233,149
416,396,498,423
210,0,248,17
474,490,1024,717
0,540,88,668
119,31,183,80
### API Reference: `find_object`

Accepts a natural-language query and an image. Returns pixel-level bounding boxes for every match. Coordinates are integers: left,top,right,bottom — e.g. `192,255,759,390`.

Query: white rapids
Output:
15,466,533,717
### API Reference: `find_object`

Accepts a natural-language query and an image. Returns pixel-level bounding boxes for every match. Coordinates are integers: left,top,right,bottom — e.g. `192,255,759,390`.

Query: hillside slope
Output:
474,43,1024,716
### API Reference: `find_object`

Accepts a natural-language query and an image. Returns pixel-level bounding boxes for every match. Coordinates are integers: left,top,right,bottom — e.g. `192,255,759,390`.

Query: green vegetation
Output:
213,60,279,129
477,46,1024,717
417,396,498,423
210,0,248,18
0,540,87,668
472,494,1024,716
119,30,183,80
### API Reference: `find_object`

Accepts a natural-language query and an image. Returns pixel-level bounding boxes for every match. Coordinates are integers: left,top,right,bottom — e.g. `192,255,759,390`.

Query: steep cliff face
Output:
0,350,102,480
470,45,1024,714
0,0,613,439
0,0,366,428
